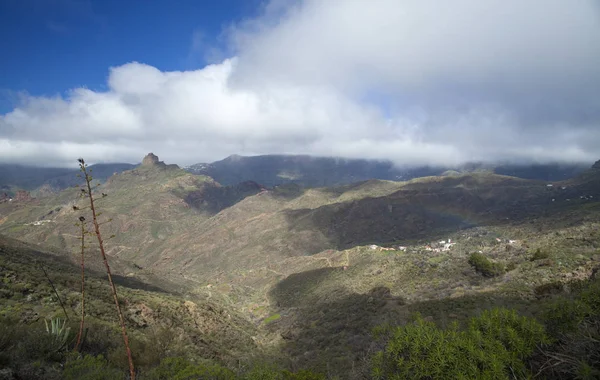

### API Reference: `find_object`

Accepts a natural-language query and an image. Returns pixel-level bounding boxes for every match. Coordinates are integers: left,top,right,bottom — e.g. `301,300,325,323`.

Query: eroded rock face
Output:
142,153,162,166
140,153,179,169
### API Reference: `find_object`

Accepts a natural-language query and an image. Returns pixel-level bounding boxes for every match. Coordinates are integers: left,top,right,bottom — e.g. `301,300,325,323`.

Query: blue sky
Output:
1,0,599,167
0,0,258,100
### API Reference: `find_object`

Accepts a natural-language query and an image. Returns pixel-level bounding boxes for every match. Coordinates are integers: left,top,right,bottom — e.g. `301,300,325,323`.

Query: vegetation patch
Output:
468,252,504,277
530,248,550,261
535,277,600,379
372,308,549,379
263,313,281,324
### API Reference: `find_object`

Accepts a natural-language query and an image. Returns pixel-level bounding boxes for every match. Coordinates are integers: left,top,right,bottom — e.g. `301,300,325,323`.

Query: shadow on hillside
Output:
270,183,305,200
46,252,168,293
0,238,169,294
266,271,541,377
282,181,600,252
269,267,340,308
182,181,264,214
283,190,479,252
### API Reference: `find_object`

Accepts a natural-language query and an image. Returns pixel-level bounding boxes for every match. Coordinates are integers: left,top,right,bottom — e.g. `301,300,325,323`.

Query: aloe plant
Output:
44,317,71,351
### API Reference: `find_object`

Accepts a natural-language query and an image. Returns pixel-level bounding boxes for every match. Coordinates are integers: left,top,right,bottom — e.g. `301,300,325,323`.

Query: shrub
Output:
63,354,124,380
534,282,564,298
537,278,600,379
243,365,326,380
17,322,73,363
578,279,600,314
372,308,548,379
468,252,504,277
263,314,281,324
530,248,550,261
505,262,517,272
542,280,600,335
142,357,236,380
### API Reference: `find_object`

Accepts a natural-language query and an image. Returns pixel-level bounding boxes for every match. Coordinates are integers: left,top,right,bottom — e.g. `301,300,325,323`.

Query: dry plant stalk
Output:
39,263,70,321
78,158,135,379
75,216,86,351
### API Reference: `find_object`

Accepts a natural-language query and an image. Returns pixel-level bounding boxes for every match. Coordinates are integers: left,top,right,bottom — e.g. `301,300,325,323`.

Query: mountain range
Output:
0,153,599,378
1,154,589,197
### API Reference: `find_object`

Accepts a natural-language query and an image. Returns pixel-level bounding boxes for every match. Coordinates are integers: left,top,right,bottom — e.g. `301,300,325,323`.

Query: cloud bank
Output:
2,0,600,167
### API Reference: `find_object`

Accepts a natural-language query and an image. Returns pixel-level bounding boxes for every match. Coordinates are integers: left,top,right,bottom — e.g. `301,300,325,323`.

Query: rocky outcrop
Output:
592,160,600,170
142,153,164,167
141,153,179,170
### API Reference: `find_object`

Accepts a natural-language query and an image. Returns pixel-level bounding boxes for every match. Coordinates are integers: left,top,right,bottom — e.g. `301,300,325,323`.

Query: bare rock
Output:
142,153,164,167
141,153,179,169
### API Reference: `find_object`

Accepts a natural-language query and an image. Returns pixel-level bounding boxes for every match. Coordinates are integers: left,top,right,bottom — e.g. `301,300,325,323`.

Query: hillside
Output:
3,156,600,303
0,234,268,378
1,155,600,377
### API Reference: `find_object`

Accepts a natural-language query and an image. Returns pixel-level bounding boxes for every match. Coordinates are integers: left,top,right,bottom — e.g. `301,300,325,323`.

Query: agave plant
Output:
44,317,71,350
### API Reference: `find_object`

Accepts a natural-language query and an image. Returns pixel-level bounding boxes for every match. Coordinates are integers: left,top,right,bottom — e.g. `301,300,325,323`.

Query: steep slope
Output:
0,154,263,279
0,234,261,373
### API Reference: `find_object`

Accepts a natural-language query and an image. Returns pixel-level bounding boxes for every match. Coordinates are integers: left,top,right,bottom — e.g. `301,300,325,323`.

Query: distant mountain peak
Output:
592,160,600,170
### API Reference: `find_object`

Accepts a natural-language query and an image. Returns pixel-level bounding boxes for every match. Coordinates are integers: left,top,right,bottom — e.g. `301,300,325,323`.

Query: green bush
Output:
15,320,75,363
537,278,600,379
107,327,183,371
372,307,548,379
63,354,124,380
243,365,326,380
579,279,600,314
542,278,600,335
530,248,550,261
142,357,236,380
534,282,564,298
468,252,504,277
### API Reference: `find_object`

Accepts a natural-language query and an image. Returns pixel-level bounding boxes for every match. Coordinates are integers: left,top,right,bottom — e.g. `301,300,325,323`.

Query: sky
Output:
1,0,600,167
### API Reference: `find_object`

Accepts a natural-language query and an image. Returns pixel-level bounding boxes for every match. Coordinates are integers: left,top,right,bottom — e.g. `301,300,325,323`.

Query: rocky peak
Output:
142,153,164,167
592,160,600,170
140,153,179,170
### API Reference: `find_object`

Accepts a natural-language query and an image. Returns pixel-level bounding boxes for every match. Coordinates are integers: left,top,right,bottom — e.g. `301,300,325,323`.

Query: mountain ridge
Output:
187,154,590,187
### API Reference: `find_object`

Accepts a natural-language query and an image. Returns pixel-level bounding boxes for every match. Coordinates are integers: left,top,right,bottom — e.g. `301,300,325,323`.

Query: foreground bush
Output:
372,307,548,379
243,364,326,380
142,357,236,380
143,357,326,380
536,278,600,379
63,354,124,380
468,252,504,277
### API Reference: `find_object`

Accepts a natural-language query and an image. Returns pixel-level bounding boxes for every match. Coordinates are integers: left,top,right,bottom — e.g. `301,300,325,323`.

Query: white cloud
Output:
1,0,600,167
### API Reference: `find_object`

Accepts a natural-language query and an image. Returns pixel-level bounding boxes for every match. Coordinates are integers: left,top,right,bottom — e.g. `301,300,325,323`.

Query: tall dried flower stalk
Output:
78,158,135,379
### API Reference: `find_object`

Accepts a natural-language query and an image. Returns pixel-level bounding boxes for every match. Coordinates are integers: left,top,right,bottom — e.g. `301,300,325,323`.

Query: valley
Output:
1,154,599,378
